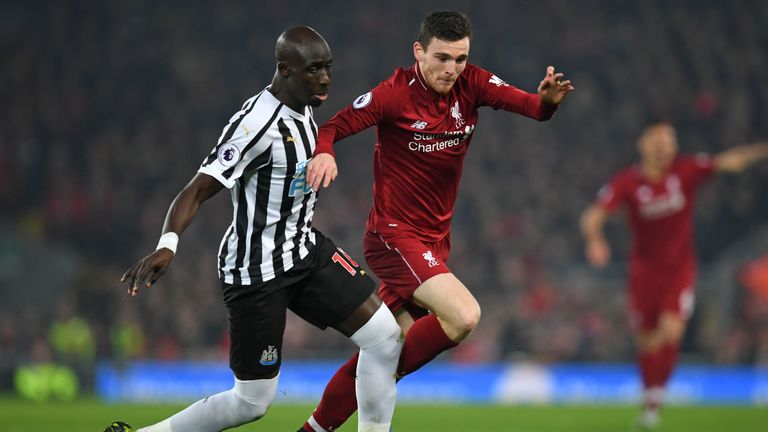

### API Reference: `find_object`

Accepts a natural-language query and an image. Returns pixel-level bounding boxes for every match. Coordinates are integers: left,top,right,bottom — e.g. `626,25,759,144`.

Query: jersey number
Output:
332,249,359,276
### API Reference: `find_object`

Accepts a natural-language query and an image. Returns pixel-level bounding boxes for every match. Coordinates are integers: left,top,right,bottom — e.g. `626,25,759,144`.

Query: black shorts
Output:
224,233,374,377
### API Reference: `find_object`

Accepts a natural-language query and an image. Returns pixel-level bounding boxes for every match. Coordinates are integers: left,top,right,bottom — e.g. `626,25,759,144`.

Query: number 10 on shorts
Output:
332,248,359,276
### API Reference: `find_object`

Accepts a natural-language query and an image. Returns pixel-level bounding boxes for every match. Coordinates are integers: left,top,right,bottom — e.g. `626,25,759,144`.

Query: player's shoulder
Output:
611,164,641,186
461,63,497,83
386,66,414,88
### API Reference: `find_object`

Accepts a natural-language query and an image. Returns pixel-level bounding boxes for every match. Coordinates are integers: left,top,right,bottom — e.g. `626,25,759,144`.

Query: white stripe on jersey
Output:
198,88,318,285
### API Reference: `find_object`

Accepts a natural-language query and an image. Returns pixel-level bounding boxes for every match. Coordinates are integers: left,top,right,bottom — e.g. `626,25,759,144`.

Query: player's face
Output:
639,124,678,171
414,37,470,95
291,44,332,108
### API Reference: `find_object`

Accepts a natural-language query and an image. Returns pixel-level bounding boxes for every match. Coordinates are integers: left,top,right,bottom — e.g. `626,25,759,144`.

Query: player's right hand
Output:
121,249,174,296
307,153,338,192
585,238,611,268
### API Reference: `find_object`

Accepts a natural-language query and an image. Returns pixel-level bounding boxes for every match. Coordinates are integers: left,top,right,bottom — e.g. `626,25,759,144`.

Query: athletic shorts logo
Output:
352,92,372,109
422,251,439,268
217,143,241,167
260,345,278,366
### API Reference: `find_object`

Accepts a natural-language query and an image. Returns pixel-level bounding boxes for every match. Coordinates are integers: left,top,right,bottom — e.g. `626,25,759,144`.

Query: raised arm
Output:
714,143,768,173
475,65,573,121
580,204,611,268
121,173,223,296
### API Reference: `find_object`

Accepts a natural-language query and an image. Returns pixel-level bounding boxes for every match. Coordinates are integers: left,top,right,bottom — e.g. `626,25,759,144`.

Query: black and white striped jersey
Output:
198,88,319,285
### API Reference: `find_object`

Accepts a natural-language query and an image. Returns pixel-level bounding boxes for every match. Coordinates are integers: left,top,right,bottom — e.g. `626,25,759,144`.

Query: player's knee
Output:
231,376,278,423
449,302,481,341
353,303,403,355
233,397,270,423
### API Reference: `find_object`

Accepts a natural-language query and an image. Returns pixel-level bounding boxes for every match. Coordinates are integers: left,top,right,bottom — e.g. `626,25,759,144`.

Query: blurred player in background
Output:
580,122,768,429
109,26,402,432
299,10,573,432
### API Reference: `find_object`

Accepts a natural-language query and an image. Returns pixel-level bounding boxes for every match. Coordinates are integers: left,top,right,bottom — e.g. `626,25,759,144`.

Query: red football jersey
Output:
316,63,557,242
596,154,716,268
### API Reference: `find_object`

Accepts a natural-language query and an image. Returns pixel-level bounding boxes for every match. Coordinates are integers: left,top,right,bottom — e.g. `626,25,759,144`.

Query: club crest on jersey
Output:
289,159,313,196
489,74,509,87
411,120,428,130
422,251,439,268
353,91,372,109
451,101,464,128
260,345,278,366
217,143,241,167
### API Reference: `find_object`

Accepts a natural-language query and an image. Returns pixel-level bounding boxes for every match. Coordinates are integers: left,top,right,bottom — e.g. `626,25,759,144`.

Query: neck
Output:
269,78,305,113
641,161,666,181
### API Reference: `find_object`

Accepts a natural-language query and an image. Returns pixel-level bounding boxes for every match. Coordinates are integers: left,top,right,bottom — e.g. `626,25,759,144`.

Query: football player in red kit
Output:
581,122,768,429
299,10,573,432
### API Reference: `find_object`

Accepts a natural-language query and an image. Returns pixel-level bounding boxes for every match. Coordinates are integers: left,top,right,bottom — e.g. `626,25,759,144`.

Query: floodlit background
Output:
1,0,767,430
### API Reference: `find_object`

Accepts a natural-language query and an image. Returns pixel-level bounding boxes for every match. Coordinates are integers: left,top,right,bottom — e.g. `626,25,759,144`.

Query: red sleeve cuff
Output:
314,126,337,157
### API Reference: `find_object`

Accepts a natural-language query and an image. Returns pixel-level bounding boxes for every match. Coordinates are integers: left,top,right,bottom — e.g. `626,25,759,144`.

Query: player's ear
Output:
413,42,424,61
277,61,291,78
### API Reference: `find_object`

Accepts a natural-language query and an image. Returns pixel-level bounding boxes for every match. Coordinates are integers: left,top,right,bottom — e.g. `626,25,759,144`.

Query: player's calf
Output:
350,302,404,432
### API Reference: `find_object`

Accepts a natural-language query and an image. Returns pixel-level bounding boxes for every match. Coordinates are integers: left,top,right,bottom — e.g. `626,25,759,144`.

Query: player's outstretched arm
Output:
538,66,575,105
121,173,224,296
306,153,338,192
580,204,611,268
714,143,768,173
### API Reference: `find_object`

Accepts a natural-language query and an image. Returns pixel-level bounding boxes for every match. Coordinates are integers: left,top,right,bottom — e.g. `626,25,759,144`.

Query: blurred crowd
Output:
2,0,768,390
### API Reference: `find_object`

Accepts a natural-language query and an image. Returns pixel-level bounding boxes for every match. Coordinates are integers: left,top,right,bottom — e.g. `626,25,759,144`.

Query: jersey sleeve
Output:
198,108,274,189
315,77,399,156
680,153,716,186
595,173,628,213
470,65,558,120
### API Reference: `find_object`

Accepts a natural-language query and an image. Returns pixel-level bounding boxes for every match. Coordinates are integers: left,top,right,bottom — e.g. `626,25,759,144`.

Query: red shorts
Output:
628,262,696,331
363,230,452,314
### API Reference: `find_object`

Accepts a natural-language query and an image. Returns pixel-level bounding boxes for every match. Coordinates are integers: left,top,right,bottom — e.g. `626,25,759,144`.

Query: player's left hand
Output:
121,249,174,296
538,66,574,105
307,153,338,192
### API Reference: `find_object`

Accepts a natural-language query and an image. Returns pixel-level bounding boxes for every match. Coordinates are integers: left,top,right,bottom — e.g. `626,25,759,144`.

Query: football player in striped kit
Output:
112,26,402,432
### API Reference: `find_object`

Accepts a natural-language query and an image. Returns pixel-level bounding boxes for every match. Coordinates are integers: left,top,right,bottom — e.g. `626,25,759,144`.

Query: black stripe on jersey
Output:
269,119,300,273
309,116,318,145
218,225,234,280
221,103,284,179
202,92,262,167
231,179,249,285
228,140,273,283
293,118,312,156
244,160,274,283
290,119,316,263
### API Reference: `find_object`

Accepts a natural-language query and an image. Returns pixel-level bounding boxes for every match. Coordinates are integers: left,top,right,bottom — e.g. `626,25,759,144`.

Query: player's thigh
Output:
363,231,451,314
412,272,481,328
225,286,292,380
289,238,375,336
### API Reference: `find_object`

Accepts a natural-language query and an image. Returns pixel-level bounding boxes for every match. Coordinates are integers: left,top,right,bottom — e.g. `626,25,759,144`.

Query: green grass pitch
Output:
0,397,765,431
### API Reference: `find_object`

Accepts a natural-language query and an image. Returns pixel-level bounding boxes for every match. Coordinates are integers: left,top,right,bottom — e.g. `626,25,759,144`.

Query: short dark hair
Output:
417,11,472,49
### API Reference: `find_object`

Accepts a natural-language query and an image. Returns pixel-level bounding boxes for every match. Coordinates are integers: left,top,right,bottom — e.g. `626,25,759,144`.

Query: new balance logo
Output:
411,120,428,130
423,251,439,268
260,345,278,366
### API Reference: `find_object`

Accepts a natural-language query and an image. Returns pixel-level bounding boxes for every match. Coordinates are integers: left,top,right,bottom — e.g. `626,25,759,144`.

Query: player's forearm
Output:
715,143,768,173
580,206,607,242
161,174,223,236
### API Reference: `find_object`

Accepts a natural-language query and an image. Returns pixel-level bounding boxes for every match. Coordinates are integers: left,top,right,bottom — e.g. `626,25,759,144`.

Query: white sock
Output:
349,303,403,432
644,386,665,412
137,375,278,432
